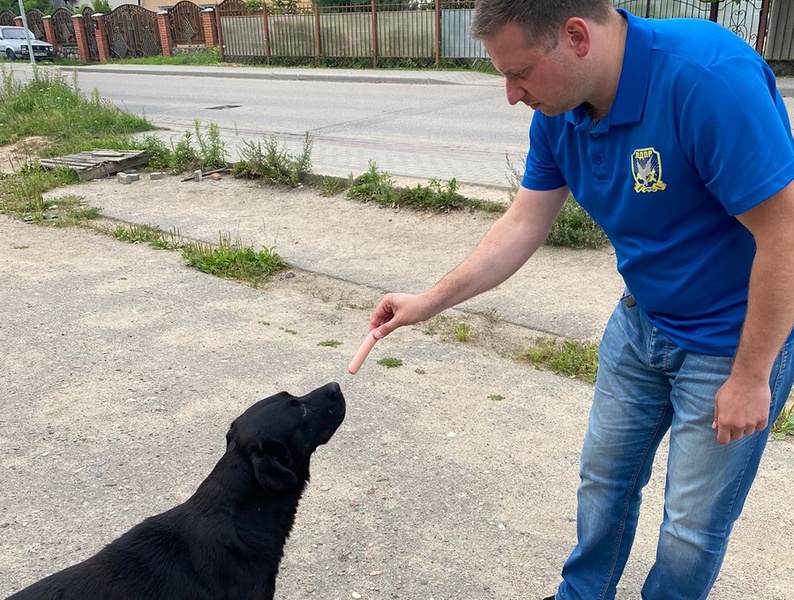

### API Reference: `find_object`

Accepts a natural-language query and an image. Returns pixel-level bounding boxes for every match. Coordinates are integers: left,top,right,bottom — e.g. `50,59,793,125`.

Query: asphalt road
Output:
33,64,531,188
7,63,794,188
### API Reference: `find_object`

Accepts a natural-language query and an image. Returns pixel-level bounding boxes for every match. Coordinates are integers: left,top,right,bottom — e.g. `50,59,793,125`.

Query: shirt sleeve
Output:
678,56,794,216
521,113,568,191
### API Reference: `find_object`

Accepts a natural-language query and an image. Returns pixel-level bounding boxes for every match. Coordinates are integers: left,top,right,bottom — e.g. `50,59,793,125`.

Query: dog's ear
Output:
252,441,298,490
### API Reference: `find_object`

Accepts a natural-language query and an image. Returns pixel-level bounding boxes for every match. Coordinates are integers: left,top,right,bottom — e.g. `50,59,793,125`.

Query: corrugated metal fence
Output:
216,1,488,65
216,0,794,65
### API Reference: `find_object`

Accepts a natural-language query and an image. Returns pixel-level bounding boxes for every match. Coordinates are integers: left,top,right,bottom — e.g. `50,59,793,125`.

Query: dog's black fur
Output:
6,382,346,600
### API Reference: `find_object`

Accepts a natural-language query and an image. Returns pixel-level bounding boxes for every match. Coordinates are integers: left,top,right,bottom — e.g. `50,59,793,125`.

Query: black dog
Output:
6,382,346,600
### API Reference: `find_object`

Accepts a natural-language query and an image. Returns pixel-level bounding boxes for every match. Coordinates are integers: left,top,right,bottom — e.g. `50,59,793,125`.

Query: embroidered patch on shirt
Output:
632,148,667,193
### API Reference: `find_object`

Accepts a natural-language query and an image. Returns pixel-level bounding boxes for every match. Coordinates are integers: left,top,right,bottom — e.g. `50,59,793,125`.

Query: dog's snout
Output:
322,381,342,396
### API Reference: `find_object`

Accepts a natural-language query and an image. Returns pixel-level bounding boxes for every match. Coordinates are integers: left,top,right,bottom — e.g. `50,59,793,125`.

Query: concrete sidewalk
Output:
73,63,794,96
1,172,792,599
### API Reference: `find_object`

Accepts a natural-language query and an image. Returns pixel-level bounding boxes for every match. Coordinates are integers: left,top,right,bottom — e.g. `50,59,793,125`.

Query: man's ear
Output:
251,441,297,490
562,17,591,58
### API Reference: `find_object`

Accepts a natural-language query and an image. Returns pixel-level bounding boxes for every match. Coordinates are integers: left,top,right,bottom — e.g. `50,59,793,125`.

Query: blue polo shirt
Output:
522,10,794,356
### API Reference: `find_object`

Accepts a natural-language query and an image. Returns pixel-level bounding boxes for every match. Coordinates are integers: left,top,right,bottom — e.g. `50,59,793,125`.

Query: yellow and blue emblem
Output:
632,147,667,193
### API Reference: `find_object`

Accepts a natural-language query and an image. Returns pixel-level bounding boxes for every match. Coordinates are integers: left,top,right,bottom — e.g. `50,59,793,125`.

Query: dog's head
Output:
226,382,346,492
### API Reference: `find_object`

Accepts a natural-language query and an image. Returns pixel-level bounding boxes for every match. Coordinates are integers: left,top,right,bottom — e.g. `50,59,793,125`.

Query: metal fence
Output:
216,0,490,65
170,0,206,46
215,0,786,65
615,0,766,50
765,0,794,60
104,5,162,60
3,0,792,64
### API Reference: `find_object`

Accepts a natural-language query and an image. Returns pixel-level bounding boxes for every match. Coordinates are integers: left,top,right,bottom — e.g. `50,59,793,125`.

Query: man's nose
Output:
505,79,525,106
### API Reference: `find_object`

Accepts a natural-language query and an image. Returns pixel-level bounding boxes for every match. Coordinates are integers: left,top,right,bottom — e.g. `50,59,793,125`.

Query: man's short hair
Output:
470,0,613,49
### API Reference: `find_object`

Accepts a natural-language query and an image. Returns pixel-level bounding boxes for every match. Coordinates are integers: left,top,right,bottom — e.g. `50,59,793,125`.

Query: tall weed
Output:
233,133,313,186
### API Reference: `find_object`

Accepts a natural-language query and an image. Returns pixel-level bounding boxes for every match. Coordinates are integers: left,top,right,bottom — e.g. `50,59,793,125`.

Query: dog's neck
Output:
189,452,309,555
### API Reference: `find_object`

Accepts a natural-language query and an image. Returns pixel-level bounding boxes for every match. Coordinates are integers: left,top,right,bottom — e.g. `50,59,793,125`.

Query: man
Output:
366,1,794,599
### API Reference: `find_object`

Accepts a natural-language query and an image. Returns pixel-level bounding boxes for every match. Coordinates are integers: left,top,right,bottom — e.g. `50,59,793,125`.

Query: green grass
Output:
111,223,181,249
320,175,347,196
348,161,503,214
112,48,221,66
515,336,599,384
377,357,403,368
0,166,85,225
453,321,472,342
0,68,153,153
347,161,398,205
506,152,607,249
181,233,288,287
545,197,610,249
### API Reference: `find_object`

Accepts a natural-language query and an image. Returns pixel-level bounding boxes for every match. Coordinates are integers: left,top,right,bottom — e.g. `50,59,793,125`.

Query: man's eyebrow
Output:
503,66,527,76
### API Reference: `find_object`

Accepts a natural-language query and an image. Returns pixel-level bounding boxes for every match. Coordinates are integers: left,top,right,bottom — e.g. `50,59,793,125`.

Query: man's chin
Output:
536,105,564,117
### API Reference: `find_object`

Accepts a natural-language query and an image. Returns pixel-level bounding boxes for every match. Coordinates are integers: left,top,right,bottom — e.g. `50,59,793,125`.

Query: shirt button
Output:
594,156,603,165
592,132,600,138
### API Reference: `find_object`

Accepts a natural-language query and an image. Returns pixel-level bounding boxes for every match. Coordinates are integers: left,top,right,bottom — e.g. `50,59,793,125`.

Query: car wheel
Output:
5,48,15,60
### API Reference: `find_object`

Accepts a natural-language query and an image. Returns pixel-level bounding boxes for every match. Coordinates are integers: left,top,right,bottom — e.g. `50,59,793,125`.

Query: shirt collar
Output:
565,9,652,131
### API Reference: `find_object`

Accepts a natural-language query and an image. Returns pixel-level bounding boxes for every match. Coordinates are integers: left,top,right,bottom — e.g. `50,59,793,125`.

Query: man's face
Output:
484,21,586,117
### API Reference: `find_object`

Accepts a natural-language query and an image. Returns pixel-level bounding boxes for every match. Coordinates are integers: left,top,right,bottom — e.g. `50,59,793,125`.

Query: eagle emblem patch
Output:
632,147,667,193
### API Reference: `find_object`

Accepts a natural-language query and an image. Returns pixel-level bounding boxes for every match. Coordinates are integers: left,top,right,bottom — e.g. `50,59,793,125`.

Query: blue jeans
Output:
555,294,794,600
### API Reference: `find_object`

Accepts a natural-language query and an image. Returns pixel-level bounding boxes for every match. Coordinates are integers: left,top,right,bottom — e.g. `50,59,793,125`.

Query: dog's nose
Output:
327,382,341,394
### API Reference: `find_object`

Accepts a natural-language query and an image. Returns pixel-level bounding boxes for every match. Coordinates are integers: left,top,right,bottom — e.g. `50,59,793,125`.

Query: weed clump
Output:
232,133,313,187
347,161,470,213
181,233,287,288
515,336,599,383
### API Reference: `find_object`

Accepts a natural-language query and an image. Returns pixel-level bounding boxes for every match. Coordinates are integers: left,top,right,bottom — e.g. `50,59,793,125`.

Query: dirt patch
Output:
0,137,50,173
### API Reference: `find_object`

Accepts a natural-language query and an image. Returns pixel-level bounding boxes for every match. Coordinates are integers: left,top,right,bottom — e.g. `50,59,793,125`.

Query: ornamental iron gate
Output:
104,5,161,59
24,9,45,41
169,0,205,45
613,0,766,49
51,8,76,49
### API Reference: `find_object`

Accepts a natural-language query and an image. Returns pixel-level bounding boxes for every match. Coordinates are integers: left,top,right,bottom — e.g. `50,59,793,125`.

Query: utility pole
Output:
16,0,37,69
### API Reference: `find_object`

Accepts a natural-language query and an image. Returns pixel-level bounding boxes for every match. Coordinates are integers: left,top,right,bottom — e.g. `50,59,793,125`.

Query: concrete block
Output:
149,172,166,181
117,172,139,184
193,170,203,182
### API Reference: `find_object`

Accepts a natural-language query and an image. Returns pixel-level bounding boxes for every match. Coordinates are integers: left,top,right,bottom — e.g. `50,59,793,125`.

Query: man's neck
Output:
587,11,628,118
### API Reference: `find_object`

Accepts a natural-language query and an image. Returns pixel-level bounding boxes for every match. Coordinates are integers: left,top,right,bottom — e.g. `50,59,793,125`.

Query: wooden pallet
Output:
40,150,151,181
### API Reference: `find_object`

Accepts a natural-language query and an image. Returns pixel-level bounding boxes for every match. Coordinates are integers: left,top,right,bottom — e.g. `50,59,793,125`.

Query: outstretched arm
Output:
369,185,570,337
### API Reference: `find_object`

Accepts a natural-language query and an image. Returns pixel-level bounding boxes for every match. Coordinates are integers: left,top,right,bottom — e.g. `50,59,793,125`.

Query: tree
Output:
0,0,53,14
92,0,111,13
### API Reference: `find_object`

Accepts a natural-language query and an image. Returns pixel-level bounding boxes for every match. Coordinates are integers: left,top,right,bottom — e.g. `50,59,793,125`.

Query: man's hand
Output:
369,292,436,339
712,375,771,445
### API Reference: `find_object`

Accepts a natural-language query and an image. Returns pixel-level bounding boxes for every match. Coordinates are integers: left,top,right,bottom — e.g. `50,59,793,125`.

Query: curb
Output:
66,64,794,96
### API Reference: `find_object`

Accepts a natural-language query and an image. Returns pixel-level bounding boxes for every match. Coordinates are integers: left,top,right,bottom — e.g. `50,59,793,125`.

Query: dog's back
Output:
6,383,345,600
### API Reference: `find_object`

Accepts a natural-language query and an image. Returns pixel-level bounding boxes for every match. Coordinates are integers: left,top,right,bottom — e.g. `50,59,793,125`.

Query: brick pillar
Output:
92,13,111,62
71,14,90,63
42,16,59,51
157,11,172,57
201,8,217,48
